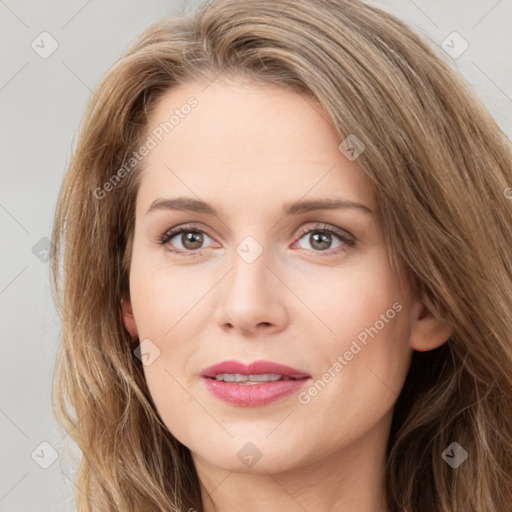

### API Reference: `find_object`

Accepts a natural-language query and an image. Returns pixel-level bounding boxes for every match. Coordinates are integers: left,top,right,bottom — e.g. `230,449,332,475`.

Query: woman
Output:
51,0,512,510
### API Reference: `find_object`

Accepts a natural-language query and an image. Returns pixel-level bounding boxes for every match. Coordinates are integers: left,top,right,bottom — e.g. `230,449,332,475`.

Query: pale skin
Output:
122,78,452,512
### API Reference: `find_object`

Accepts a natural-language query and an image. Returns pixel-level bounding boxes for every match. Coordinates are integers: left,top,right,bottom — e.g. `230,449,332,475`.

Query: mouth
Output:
204,373,306,384
199,360,311,407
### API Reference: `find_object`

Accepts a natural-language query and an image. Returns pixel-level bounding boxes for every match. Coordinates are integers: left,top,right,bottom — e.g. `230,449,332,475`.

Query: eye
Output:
294,223,356,254
159,224,215,256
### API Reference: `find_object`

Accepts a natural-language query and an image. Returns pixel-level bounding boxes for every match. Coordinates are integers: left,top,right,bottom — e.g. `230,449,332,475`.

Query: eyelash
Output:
158,222,357,258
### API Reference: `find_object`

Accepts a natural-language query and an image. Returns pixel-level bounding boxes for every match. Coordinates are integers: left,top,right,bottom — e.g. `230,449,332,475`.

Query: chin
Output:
191,437,306,474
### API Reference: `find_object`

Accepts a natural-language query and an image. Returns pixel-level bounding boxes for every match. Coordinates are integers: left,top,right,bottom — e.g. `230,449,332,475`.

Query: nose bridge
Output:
228,234,275,306
237,242,268,288
215,232,287,334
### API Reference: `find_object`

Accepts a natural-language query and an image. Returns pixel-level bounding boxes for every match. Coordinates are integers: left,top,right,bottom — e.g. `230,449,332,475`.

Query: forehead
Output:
136,80,374,217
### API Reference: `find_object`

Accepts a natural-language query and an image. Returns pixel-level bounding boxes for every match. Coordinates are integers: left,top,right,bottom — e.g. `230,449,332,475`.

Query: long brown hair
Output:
51,0,512,510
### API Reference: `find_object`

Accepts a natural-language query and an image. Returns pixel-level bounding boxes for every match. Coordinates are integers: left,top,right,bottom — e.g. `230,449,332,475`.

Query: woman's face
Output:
124,79,447,476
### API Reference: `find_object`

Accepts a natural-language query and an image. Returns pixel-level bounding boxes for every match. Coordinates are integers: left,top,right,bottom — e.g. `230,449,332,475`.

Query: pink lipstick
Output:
200,360,311,407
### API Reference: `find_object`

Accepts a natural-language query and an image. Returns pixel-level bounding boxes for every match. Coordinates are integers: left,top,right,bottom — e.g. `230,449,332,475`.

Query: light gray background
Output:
1,1,511,510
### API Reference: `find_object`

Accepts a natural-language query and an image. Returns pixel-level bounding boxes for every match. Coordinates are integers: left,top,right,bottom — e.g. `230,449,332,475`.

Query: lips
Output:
200,360,311,380
200,359,311,407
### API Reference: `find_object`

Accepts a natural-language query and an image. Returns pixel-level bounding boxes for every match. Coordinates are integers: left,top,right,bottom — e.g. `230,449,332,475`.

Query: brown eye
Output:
178,230,204,250
295,225,355,254
161,227,211,253
307,232,333,251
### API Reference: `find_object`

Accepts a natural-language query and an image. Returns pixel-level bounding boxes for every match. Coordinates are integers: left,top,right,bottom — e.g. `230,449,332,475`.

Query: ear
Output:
409,296,453,352
122,296,138,340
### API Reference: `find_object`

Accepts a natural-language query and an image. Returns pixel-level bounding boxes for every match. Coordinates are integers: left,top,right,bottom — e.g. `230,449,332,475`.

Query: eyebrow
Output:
146,196,373,217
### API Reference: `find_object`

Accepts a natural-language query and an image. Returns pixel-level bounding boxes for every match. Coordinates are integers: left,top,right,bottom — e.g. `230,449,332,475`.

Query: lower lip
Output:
201,377,310,407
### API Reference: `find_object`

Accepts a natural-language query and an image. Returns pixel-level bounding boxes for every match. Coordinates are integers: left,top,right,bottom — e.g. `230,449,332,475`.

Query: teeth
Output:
214,373,288,383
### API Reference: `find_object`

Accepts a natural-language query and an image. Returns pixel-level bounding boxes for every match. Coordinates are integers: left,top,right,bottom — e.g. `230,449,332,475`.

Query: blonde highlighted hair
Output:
51,0,512,510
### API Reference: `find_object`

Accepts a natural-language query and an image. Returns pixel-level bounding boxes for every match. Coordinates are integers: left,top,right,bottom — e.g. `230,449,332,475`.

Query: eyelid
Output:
295,222,355,241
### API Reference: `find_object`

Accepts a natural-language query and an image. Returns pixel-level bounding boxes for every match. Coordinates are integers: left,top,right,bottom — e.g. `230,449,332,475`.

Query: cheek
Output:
129,245,193,339
292,254,412,426
293,249,406,344
128,251,205,419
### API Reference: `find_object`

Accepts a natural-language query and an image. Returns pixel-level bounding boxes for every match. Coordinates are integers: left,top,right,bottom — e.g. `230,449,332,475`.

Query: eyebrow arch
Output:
146,197,374,217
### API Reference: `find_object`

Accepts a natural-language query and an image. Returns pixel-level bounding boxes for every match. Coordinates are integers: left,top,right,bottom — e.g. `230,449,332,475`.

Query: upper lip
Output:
200,360,311,379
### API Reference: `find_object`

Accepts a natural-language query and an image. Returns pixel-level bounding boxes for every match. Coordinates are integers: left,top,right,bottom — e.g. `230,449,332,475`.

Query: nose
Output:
214,245,288,337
